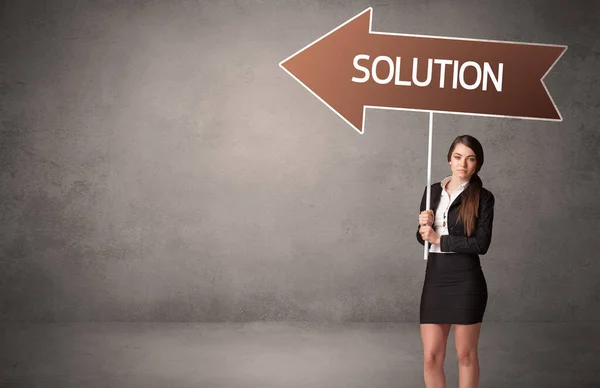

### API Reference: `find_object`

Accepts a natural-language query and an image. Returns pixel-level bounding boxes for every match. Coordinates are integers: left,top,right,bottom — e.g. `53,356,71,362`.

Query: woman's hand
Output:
419,210,434,227
419,220,441,245
419,210,440,244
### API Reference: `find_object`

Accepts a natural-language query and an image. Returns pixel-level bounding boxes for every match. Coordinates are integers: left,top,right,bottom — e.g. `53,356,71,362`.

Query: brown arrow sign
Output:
280,7,567,134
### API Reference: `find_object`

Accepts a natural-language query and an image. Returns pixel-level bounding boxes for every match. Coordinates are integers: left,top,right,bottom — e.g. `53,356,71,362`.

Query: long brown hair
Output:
447,135,484,237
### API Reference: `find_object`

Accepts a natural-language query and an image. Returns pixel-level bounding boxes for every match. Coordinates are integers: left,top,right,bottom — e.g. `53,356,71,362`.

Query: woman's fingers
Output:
420,225,431,237
419,210,434,226
421,225,438,243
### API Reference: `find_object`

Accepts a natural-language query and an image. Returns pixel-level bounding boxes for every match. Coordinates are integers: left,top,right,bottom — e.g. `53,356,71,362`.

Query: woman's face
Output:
448,142,477,181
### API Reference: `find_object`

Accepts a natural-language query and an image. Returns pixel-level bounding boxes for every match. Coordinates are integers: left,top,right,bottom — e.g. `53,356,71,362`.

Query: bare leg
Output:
454,322,482,388
420,323,451,388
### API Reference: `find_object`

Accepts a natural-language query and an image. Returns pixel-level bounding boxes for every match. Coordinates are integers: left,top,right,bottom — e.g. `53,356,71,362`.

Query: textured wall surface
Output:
1,0,599,322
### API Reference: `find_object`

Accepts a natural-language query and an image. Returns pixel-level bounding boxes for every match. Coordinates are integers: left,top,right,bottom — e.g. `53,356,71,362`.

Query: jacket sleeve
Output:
440,192,495,255
416,186,426,246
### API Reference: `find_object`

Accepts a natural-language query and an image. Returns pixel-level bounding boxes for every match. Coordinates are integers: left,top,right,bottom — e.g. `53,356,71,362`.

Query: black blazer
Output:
416,182,495,255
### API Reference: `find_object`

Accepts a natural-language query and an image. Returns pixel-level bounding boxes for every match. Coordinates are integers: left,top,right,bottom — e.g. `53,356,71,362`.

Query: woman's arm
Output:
439,192,495,255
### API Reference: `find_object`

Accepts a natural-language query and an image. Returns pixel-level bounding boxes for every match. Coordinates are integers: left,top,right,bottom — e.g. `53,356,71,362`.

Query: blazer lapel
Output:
449,189,468,209
429,183,468,214
430,184,443,213
432,183,468,212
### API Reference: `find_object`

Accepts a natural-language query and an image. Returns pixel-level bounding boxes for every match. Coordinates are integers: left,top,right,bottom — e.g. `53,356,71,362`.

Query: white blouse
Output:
429,176,469,253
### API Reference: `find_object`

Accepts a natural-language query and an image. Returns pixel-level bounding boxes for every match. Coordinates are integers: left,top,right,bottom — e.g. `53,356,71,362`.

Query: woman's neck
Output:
447,176,469,191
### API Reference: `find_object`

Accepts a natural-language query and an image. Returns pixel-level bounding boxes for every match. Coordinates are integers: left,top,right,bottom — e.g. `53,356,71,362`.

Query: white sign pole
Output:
424,111,433,261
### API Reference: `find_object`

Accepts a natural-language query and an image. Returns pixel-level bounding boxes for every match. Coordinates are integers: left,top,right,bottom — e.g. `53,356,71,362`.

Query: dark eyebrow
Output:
453,153,476,158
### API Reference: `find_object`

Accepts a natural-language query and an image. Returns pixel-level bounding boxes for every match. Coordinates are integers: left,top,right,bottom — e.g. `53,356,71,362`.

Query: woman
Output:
416,135,495,388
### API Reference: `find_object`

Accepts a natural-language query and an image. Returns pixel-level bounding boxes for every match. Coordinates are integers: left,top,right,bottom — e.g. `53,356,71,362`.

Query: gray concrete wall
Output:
1,0,598,322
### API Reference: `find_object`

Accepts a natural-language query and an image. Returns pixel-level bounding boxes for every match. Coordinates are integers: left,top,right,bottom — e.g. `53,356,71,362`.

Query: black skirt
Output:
420,252,488,325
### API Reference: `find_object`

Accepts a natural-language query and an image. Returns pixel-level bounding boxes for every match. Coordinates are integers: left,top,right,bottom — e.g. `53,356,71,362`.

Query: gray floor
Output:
1,322,599,388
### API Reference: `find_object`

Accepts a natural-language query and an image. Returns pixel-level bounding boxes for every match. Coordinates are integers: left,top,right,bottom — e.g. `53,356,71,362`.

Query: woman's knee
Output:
456,349,478,366
423,351,445,368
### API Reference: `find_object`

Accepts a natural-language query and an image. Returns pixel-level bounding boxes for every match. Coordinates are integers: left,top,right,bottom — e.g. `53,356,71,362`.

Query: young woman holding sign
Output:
416,135,495,388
